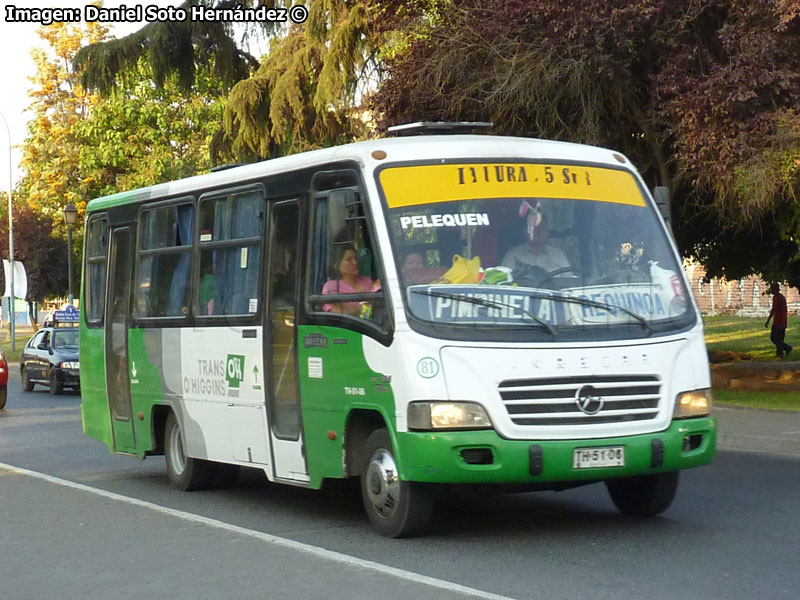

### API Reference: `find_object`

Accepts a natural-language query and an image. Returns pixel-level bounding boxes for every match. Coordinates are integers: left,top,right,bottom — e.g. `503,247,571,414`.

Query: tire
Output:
164,412,216,491
606,471,679,517
49,369,63,395
360,428,434,537
21,366,34,392
0,386,6,409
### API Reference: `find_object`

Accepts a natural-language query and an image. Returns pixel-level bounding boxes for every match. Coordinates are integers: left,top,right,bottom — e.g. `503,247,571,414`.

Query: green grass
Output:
704,315,799,411
703,315,794,361
0,335,29,364
713,390,800,412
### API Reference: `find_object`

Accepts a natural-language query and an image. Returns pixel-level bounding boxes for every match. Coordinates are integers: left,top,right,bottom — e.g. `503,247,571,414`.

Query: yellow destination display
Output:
379,163,646,208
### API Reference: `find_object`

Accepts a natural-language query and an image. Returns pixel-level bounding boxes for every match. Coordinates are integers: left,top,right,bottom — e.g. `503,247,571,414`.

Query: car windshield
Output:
378,161,694,341
52,329,79,349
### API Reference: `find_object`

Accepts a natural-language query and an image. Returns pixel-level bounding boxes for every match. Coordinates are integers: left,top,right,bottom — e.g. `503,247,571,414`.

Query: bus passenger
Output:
322,246,378,315
401,252,448,285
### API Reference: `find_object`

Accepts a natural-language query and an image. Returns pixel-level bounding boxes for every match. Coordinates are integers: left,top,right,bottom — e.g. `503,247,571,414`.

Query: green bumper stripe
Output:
396,417,717,484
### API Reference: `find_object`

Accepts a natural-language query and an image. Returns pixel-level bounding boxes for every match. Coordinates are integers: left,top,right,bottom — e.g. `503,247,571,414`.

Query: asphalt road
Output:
1,370,799,600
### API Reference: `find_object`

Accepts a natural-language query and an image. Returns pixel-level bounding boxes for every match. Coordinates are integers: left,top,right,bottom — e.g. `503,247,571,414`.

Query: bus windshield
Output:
378,161,694,340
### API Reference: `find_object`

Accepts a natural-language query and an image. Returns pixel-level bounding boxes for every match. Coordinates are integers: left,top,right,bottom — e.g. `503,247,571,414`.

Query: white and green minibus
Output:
80,128,716,536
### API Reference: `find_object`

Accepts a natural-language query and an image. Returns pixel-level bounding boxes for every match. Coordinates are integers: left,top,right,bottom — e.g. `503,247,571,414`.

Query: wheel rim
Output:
168,423,186,475
365,448,401,519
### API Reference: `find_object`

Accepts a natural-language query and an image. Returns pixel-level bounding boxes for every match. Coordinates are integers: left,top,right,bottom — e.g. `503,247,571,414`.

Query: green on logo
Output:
226,354,245,388
416,357,440,379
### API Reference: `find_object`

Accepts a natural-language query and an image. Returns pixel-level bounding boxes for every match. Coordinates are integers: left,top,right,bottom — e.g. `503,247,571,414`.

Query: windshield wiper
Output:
411,289,557,336
533,292,652,333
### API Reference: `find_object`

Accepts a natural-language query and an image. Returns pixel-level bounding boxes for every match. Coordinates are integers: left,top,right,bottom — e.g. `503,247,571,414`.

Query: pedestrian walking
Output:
765,282,792,359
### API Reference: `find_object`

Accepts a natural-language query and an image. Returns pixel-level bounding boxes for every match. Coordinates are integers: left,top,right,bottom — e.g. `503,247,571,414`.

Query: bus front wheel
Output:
164,412,215,491
360,428,434,537
605,471,679,517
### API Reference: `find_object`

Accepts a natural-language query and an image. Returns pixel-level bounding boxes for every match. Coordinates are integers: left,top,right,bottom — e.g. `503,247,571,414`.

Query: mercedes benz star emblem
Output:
575,385,604,415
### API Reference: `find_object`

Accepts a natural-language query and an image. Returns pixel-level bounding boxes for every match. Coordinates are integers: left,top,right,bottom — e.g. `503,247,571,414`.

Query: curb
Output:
717,432,800,457
713,405,800,457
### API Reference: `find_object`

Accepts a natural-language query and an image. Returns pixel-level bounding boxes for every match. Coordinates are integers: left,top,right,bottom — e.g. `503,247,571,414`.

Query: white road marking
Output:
0,461,516,600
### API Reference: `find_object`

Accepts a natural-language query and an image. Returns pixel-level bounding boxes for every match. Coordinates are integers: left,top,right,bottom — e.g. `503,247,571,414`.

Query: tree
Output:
370,0,800,282
223,0,445,155
74,0,265,95
0,195,70,321
16,16,235,311
224,1,375,157
74,0,279,157
76,0,401,158
78,59,231,198
17,21,110,227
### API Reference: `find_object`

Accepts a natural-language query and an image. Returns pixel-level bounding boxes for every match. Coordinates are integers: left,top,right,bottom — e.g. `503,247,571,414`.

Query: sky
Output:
0,1,181,187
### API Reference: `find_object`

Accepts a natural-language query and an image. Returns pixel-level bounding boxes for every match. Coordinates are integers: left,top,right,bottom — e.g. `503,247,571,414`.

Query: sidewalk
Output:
713,404,800,457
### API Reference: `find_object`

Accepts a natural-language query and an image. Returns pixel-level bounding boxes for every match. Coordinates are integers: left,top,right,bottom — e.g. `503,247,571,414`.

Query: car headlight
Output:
60,361,80,369
674,389,712,418
408,401,492,430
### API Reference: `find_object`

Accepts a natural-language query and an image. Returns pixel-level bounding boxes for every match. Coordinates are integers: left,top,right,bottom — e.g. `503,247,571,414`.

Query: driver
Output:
500,206,571,274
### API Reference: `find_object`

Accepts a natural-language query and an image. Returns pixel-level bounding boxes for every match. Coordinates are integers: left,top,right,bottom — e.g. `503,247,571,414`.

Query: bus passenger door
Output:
106,227,136,451
265,200,308,482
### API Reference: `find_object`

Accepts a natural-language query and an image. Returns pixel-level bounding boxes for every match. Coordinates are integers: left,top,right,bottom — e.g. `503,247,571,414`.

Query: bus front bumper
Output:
396,417,716,484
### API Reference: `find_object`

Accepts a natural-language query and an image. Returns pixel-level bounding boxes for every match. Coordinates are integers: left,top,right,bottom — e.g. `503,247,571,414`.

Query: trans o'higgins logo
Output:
226,354,245,389
575,385,604,415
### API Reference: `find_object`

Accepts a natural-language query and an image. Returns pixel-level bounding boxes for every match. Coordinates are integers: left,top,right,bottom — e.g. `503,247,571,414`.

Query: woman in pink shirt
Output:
322,247,378,315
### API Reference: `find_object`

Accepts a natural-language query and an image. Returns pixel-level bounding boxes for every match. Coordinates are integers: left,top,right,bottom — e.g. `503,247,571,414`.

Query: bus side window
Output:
309,189,386,326
135,201,194,318
196,187,264,317
85,217,107,325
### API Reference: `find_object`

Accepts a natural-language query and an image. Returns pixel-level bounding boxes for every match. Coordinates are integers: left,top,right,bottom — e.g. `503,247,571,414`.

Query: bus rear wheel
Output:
360,428,434,537
606,471,679,517
164,412,215,491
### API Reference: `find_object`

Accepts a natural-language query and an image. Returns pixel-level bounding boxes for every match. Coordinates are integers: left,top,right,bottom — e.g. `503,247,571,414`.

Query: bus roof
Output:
85,135,634,212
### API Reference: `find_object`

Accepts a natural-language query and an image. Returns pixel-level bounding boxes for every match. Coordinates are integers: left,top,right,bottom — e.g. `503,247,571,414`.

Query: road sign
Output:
54,304,79,323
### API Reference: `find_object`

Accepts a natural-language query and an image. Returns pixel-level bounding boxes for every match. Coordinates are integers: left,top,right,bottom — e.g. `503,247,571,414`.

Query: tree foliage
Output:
76,1,403,158
17,17,233,306
74,0,266,95
0,195,70,304
78,60,231,198
72,0,800,282
18,21,109,227
370,0,800,282
224,1,377,157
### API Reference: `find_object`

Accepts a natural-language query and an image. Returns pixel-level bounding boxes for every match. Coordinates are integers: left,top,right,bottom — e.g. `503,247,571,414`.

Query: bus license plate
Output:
573,446,625,469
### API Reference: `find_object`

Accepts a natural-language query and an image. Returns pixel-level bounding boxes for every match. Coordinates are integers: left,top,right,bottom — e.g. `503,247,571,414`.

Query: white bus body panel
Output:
177,327,271,465
364,326,710,441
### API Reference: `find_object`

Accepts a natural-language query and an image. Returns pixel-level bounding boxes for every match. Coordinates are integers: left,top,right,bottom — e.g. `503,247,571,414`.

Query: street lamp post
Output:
0,111,15,350
63,202,78,305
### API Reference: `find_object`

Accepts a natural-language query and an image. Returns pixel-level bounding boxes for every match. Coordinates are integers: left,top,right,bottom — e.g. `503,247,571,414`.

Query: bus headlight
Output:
408,401,492,431
674,389,712,419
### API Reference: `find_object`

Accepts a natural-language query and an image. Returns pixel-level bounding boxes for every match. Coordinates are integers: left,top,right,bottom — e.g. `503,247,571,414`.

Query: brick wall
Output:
683,259,800,316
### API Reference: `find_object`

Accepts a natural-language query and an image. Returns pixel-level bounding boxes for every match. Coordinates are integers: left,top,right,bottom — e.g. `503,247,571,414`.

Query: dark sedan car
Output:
20,326,80,394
